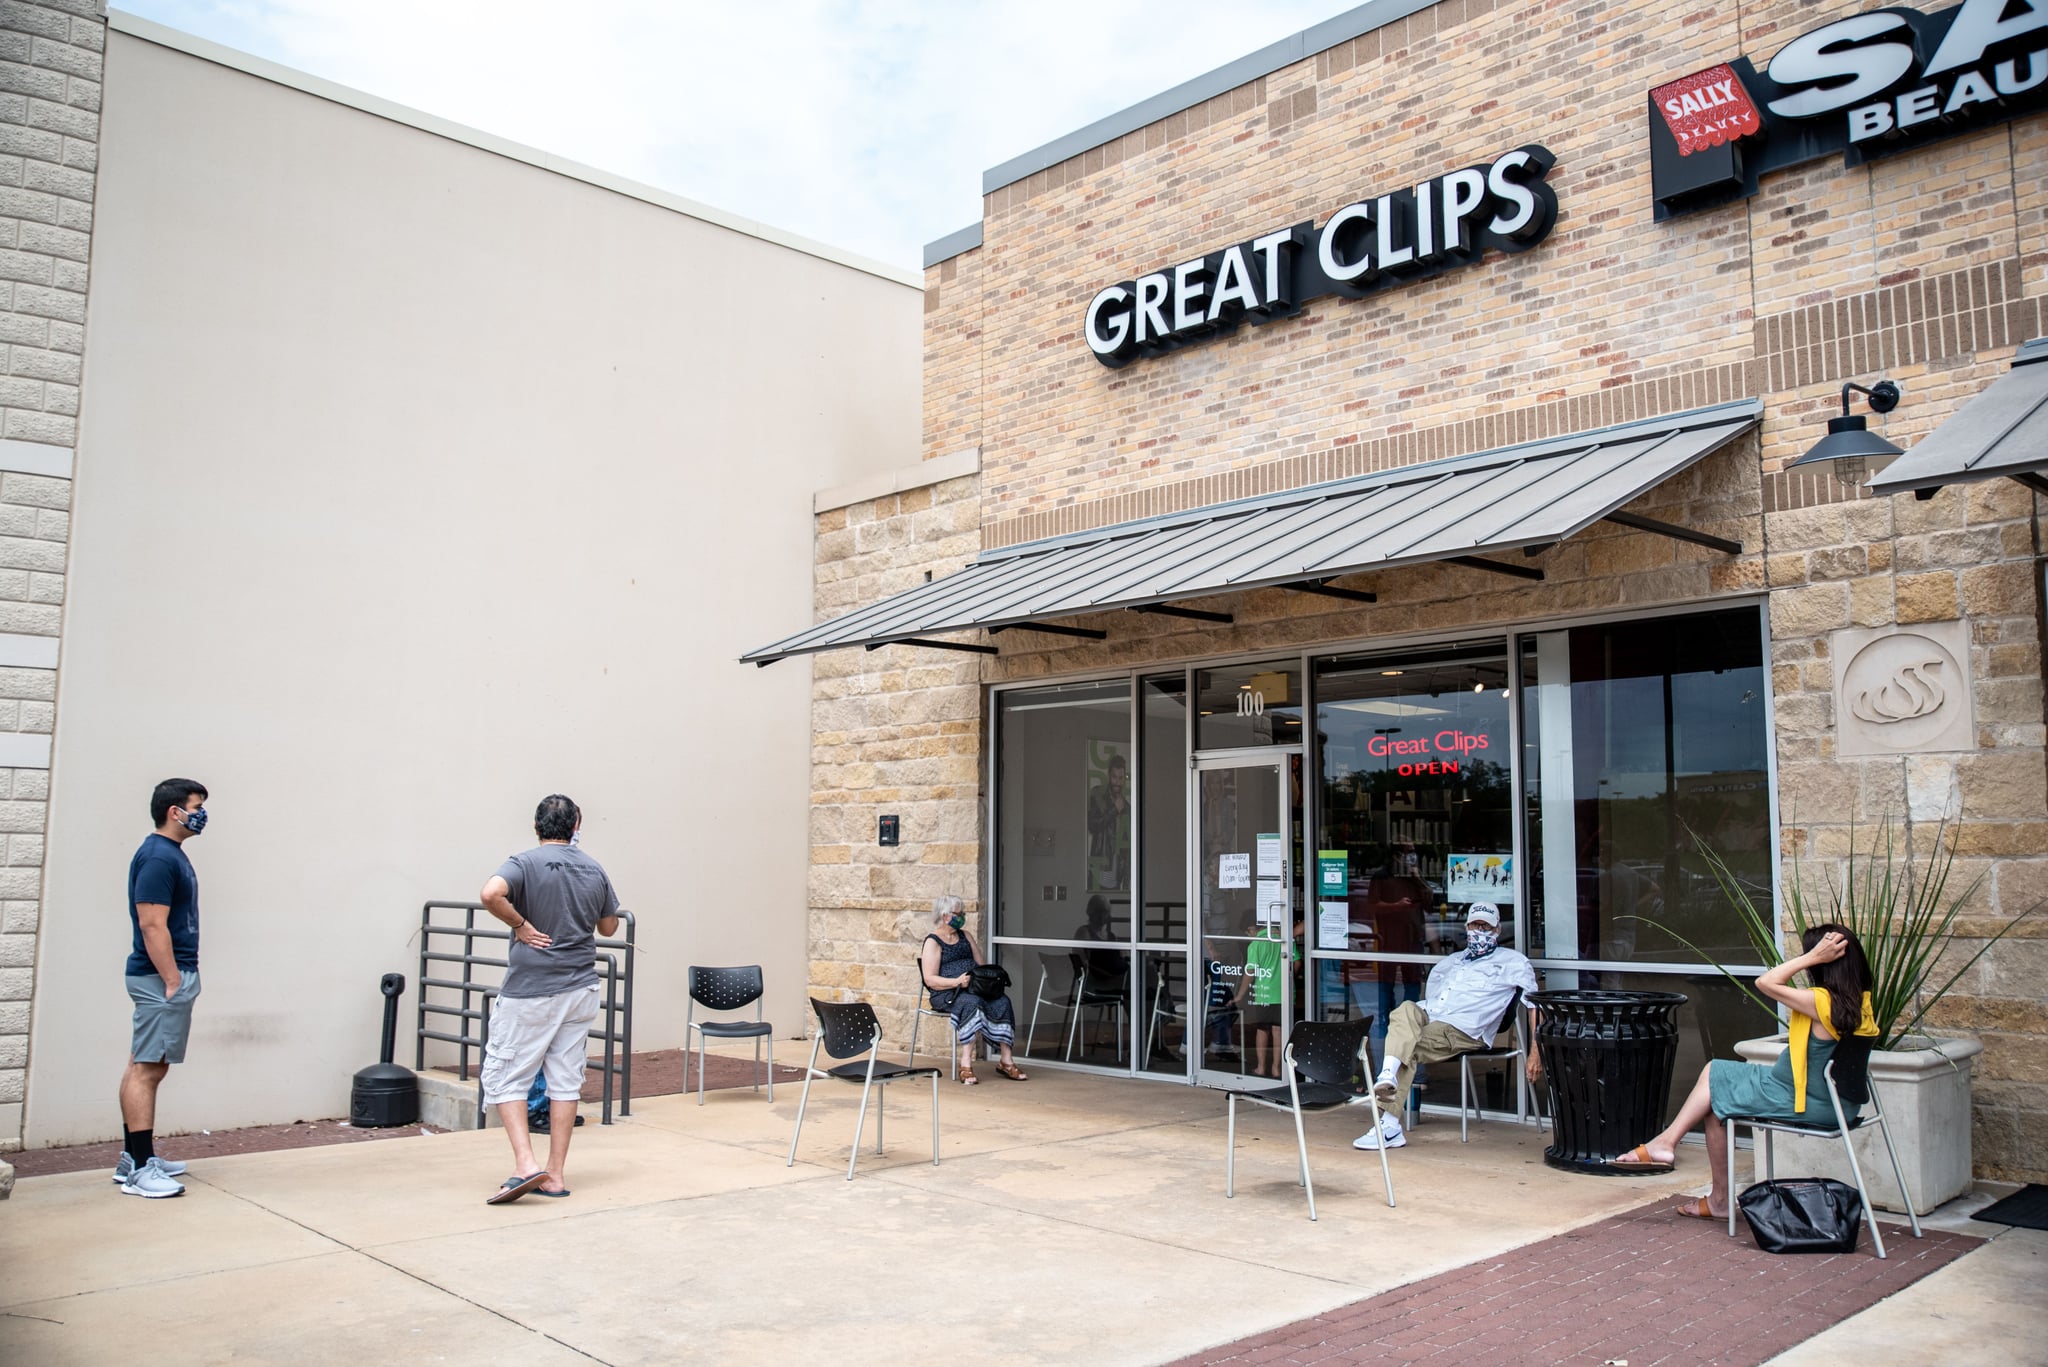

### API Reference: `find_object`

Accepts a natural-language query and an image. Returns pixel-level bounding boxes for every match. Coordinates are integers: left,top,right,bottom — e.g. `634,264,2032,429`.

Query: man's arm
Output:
480,874,551,948
133,903,181,996
596,876,621,939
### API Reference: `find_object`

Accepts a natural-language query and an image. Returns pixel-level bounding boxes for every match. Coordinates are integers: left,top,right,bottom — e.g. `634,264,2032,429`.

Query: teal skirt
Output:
1709,1035,1857,1127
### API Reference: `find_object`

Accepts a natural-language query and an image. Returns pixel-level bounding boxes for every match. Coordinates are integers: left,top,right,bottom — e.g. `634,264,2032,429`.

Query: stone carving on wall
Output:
1832,621,1976,757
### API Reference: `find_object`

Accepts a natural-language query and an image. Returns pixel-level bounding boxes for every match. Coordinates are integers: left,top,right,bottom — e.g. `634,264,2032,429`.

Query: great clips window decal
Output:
1649,0,2048,219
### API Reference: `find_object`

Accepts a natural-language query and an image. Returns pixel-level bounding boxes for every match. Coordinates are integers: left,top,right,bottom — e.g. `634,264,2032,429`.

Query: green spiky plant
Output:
1658,819,2029,1050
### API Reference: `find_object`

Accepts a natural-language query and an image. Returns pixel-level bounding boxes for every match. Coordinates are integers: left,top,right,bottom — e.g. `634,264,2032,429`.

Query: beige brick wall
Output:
0,0,98,1153
822,0,2048,1178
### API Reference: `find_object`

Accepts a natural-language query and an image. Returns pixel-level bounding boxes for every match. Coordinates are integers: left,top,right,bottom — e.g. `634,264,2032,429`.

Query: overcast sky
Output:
117,1,1358,271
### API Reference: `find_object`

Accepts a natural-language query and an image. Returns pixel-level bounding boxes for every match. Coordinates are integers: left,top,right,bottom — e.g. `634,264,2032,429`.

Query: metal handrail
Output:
415,900,636,1125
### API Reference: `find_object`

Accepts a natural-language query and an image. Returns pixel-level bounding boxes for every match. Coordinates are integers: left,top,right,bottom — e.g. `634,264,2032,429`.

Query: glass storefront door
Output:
1193,757,1296,1088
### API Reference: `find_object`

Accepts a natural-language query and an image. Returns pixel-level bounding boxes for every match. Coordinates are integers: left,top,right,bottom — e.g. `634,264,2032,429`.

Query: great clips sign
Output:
1083,146,1556,368
1650,0,2048,218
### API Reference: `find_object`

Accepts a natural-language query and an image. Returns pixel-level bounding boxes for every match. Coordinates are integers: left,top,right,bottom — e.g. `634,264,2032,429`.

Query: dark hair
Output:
150,778,207,828
1085,894,1111,927
1801,922,1872,1040
534,793,579,843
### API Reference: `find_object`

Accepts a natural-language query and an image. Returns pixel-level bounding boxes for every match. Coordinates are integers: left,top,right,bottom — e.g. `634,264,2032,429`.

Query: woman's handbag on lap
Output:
967,963,1012,1000
1737,1178,1863,1254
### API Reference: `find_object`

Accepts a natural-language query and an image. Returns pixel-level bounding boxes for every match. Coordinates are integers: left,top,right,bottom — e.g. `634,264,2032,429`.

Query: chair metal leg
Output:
753,1036,762,1093
848,1057,878,1181
765,1036,774,1103
1834,1118,1887,1259
1765,1129,1776,1180
1727,1118,1741,1238
1459,1056,1472,1143
1225,1094,1237,1198
1065,995,1082,1061
1287,1068,1316,1222
1367,1094,1396,1208
876,1080,887,1154
909,1007,923,1069
786,1036,823,1167
930,1070,941,1166
1870,1106,1923,1238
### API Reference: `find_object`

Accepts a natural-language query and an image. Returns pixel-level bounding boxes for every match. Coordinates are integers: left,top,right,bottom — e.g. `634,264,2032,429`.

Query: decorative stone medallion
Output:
1832,621,1976,757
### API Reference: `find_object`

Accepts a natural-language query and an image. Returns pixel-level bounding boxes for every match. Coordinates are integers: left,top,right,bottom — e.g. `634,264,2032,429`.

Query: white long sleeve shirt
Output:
1422,947,1540,1042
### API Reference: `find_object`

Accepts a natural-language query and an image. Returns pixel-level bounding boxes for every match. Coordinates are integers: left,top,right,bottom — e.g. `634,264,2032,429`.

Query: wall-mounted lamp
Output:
1790,379,1902,487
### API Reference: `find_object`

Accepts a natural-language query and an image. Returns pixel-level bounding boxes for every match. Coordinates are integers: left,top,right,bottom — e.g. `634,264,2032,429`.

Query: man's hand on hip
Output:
513,922,553,949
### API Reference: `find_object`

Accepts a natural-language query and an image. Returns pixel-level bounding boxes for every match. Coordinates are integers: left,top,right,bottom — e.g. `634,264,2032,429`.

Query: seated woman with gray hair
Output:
919,895,1026,1084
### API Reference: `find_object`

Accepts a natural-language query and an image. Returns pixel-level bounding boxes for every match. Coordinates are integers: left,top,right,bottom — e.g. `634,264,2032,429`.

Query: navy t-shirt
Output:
127,832,199,976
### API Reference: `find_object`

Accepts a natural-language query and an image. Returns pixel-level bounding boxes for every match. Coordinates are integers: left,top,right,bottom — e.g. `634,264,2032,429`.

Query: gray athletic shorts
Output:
127,969,201,1064
480,983,602,1105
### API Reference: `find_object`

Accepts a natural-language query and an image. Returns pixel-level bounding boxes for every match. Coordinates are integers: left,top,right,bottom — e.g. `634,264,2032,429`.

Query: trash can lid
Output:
1529,989,1688,1009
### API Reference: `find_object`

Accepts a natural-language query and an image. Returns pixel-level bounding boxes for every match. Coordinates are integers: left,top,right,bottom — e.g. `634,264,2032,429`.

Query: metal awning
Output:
1867,337,2048,498
743,398,1761,664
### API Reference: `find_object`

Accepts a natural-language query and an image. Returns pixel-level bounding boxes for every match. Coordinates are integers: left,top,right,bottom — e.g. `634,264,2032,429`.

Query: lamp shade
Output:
1790,414,1904,468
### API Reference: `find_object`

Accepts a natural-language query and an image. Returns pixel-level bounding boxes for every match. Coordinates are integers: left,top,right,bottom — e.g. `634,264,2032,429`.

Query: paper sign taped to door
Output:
1219,853,1250,889
1256,833,1283,878
1319,901,1350,948
1256,878,1286,925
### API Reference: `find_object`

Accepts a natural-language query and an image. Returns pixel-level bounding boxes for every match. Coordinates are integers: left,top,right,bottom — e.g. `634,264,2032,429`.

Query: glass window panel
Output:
994,680,1134,942
1140,673,1189,945
1195,659,1303,750
1312,642,1518,953
1137,947,1192,1077
1002,943,1132,1066
1520,608,1773,966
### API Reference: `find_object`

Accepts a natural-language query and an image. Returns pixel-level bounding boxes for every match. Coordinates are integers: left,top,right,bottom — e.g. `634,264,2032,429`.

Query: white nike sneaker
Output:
112,1151,188,1184
1352,1114,1406,1150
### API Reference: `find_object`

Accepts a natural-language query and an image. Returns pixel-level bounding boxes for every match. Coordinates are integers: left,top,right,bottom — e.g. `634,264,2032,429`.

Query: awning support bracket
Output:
1129,604,1234,624
1448,556,1545,582
2013,472,2048,496
865,638,1000,655
1286,579,1378,604
1602,510,1742,555
987,622,1108,641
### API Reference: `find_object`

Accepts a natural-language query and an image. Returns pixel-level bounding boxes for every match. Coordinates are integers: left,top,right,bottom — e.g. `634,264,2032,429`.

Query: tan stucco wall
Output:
20,30,919,1147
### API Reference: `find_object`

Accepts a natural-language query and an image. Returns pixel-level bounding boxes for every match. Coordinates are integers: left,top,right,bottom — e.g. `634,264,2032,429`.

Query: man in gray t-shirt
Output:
477,793,622,1204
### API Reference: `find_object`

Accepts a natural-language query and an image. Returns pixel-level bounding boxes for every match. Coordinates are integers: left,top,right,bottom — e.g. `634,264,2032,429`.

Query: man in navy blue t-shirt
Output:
115,777,209,1199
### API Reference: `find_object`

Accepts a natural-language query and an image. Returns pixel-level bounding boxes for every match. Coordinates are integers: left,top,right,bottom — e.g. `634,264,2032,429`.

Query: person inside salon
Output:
1352,902,1540,1152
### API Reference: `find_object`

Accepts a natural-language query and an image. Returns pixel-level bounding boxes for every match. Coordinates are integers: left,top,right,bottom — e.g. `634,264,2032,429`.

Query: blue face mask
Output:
179,806,208,835
948,913,966,930
1464,928,1497,958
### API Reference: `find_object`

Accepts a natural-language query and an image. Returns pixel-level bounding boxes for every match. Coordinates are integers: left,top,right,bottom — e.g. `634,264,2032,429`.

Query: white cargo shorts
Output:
480,982,602,1105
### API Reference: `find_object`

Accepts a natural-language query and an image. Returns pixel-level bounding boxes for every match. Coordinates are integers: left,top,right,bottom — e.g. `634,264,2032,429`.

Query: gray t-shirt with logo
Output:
494,844,621,998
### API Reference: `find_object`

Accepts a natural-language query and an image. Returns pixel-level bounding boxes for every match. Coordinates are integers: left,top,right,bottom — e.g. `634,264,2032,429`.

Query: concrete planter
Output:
1732,1033,1982,1216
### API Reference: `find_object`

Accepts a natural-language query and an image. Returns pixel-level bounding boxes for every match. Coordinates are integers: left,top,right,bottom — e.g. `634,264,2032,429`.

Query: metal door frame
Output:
1189,750,1297,1090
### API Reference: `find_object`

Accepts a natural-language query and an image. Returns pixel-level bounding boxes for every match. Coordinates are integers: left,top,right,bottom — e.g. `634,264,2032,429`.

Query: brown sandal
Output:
995,1060,1028,1081
959,1066,979,1085
1674,1196,1722,1219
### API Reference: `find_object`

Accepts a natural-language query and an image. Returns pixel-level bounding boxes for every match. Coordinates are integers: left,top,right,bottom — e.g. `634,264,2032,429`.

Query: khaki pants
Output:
1378,1000,1484,1114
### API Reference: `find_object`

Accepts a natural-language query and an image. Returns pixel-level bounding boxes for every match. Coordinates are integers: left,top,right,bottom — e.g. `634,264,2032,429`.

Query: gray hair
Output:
932,895,965,924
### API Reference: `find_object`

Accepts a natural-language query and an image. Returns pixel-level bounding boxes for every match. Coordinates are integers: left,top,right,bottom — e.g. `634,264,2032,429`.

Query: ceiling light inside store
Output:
1472,681,1484,693
1326,699,1448,718
1381,669,1402,676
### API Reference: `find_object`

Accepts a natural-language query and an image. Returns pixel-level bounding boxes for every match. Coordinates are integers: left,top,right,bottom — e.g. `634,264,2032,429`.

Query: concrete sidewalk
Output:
1,1046,2034,1365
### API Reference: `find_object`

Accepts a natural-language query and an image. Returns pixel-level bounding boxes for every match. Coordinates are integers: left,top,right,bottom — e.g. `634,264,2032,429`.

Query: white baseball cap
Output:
1465,902,1501,927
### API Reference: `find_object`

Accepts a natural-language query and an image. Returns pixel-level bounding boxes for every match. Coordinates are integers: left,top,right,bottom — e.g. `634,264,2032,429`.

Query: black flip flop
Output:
532,1186,571,1198
486,1172,549,1205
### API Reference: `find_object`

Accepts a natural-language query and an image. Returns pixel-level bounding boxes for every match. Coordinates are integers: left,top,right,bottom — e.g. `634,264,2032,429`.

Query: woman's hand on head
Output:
1808,931,1849,964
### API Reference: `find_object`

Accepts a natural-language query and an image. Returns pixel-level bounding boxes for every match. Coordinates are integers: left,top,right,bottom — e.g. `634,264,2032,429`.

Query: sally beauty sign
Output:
1083,146,1557,368
1648,0,2048,217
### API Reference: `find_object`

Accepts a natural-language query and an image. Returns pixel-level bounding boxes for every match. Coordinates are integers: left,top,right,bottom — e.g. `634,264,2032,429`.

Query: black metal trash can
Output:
1530,989,1687,1175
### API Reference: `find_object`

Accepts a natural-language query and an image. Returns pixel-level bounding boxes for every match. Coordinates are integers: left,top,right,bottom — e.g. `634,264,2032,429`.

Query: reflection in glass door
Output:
1194,758,1293,1088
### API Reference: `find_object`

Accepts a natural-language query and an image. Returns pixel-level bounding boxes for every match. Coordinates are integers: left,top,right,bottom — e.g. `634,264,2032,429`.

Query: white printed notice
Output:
1256,878,1286,925
1256,833,1283,878
1219,853,1251,889
1447,852,1513,903
1319,901,1350,948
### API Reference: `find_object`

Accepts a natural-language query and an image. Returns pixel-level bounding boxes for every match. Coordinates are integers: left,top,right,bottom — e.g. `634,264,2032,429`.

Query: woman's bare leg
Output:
1641,1063,1715,1164
1701,1113,1730,1215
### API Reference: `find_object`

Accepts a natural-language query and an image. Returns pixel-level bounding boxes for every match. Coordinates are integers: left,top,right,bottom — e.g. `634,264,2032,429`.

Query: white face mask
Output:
1465,928,1498,958
570,829,582,847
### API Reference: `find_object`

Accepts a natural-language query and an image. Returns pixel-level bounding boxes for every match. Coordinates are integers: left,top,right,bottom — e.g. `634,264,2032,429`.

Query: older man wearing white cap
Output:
1354,902,1541,1151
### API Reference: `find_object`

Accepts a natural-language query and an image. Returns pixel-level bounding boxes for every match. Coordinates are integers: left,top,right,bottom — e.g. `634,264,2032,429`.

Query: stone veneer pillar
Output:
0,0,104,1170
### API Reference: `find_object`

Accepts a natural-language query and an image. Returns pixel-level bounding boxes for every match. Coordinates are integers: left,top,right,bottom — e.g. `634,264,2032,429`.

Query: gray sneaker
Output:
119,1156,186,1198
111,1152,188,1185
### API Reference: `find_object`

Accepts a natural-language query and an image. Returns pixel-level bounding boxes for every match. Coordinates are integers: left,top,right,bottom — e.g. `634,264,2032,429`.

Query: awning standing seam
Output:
1867,337,2048,497
742,399,1762,664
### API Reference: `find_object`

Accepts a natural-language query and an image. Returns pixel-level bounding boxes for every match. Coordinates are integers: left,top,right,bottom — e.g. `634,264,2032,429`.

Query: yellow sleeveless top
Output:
1788,986,1878,1113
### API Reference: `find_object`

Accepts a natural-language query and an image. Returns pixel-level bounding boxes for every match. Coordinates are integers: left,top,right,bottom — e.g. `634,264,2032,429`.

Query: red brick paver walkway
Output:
1168,1197,1979,1367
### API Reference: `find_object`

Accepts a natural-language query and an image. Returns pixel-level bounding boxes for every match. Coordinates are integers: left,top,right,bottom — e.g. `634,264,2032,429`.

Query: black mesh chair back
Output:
1831,1034,1876,1110
690,965,765,1012
811,997,882,1060
1289,1017,1374,1091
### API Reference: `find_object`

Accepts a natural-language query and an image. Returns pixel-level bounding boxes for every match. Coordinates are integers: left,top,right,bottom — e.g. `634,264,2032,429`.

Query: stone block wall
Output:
0,0,99,1155
807,470,984,1046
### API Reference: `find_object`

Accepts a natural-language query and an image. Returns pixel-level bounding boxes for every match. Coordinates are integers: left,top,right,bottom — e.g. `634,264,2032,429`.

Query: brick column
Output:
0,0,103,1161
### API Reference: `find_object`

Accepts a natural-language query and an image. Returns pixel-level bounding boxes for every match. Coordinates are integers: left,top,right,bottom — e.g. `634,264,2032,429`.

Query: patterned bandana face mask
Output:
1464,928,1498,959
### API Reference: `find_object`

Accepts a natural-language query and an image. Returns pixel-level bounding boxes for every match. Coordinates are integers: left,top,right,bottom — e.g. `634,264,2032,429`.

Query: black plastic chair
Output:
686,965,775,1106
786,998,941,1181
1216,1015,1394,1220
1064,950,1128,1063
1443,986,1538,1141
1723,1042,1921,1259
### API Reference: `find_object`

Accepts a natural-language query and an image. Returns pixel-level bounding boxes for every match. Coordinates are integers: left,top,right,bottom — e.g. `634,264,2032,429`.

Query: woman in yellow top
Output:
1611,924,1878,1220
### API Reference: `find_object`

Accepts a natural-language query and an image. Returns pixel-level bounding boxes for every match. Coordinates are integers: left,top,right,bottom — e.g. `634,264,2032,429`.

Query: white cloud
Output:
117,0,1357,268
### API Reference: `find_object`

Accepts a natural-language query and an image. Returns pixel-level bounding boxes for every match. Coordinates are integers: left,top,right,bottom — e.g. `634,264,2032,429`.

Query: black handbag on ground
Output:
967,963,1012,999
1737,1178,1864,1254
